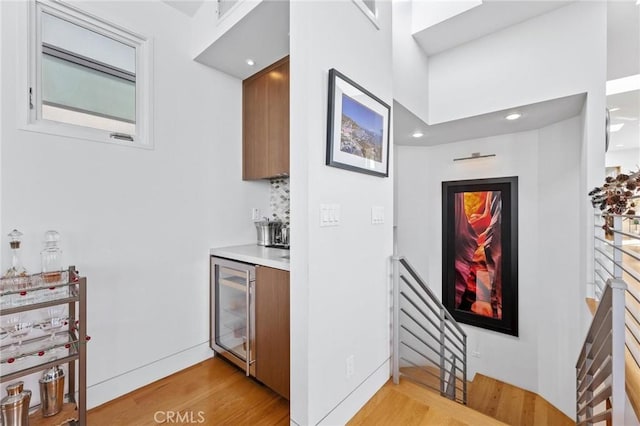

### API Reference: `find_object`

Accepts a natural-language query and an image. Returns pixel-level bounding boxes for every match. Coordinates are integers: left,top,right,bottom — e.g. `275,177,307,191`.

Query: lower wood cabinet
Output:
255,265,290,399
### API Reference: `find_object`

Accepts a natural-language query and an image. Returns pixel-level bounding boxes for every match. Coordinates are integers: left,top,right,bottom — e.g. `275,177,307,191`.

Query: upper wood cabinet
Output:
242,56,290,180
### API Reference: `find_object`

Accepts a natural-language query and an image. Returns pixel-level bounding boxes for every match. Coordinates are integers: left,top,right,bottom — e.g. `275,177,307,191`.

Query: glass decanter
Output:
41,230,63,284
5,229,28,278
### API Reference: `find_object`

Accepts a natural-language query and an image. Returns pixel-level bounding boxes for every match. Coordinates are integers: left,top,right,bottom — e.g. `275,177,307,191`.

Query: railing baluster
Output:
392,256,467,405
392,256,400,385
576,279,627,424
439,307,446,396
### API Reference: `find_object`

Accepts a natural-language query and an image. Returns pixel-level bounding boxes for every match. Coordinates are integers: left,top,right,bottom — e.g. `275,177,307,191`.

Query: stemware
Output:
39,307,66,344
1,313,33,355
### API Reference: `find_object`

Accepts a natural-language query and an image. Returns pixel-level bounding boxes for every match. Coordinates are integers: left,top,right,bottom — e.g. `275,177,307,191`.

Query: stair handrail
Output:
392,255,467,404
576,278,627,426
592,207,640,421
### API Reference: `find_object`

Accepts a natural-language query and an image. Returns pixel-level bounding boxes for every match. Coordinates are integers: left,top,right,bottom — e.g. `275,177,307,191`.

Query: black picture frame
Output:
442,177,519,336
326,68,390,177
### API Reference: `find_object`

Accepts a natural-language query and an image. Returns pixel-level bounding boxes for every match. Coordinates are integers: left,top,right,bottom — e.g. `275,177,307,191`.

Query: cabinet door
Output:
255,266,290,399
265,58,289,177
242,56,289,180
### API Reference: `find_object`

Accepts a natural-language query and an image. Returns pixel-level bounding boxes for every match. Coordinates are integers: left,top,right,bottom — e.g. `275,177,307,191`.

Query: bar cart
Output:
0,266,87,425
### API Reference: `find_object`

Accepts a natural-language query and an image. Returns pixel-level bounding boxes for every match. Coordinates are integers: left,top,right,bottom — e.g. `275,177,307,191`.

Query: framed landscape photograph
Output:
326,68,390,177
442,177,519,336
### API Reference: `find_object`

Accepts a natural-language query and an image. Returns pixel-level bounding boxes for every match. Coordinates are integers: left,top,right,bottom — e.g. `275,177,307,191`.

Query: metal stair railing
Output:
392,256,467,404
593,205,640,421
576,278,627,426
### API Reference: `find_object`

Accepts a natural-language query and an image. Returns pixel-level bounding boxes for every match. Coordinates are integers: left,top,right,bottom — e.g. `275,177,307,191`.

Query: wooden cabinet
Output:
255,266,290,399
242,56,289,180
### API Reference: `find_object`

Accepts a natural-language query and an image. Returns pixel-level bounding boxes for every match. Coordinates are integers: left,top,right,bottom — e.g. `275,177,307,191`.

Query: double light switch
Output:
319,204,385,226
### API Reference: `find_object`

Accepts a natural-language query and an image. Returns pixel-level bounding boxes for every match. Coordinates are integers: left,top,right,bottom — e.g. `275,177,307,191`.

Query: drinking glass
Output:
40,307,66,344
1,313,33,354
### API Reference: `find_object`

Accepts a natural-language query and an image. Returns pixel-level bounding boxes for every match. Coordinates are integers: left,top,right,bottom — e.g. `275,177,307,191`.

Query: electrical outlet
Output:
346,355,355,379
252,208,260,221
471,351,481,358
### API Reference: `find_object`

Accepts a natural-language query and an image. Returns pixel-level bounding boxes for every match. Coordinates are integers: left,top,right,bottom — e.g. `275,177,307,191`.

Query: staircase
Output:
349,372,573,425
593,210,640,423
468,374,574,426
383,256,574,425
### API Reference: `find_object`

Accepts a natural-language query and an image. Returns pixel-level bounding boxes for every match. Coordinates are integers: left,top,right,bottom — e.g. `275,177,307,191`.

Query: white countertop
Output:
210,244,290,271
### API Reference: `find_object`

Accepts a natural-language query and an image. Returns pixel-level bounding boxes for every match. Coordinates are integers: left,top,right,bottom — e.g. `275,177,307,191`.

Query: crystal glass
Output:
40,307,66,343
1,314,33,354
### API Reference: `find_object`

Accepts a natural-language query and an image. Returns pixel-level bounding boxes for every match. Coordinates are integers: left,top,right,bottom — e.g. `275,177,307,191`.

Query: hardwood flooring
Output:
87,358,575,426
348,378,506,426
87,357,289,426
467,374,574,426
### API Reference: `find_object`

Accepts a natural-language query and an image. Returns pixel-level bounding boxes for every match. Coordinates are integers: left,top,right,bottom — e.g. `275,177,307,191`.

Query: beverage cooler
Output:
210,257,256,376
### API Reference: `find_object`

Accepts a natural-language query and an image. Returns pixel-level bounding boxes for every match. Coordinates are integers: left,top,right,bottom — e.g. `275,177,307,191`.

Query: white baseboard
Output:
317,358,390,426
87,342,213,409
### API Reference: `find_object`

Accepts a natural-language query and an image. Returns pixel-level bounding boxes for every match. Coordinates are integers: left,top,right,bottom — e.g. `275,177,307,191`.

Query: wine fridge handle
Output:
245,273,251,377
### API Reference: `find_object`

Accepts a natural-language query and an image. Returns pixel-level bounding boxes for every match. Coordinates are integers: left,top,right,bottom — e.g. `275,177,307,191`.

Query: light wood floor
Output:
348,377,506,426
88,357,289,426
468,374,574,426
88,358,574,426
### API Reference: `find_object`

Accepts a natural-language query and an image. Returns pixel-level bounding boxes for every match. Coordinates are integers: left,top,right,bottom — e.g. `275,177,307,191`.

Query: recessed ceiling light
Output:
616,144,625,147
246,59,255,66
610,123,625,132
412,131,424,138
609,107,620,112
505,112,522,121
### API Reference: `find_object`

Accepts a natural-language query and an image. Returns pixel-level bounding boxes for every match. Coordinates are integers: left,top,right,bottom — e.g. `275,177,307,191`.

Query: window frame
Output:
20,0,154,149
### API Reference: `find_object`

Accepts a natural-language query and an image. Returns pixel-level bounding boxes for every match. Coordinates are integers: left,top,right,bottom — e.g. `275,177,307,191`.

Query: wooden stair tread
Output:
468,373,573,426
400,365,466,401
626,348,640,421
348,379,506,426
584,286,640,422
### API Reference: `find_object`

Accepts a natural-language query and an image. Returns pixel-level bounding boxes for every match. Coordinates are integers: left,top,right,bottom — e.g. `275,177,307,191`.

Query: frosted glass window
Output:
42,13,135,74
40,12,136,134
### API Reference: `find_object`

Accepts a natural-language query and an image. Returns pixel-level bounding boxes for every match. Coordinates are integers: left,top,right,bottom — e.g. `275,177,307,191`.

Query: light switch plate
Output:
371,206,384,225
320,204,341,227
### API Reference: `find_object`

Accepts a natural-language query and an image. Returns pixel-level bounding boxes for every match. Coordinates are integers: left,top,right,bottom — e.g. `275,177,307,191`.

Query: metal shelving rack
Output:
0,266,86,425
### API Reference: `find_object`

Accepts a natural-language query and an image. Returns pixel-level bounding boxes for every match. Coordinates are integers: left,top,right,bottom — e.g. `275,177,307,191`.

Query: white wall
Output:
392,0,429,122
536,117,583,415
0,0,270,408
427,2,605,126
411,0,481,34
189,0,261,59
606,148,640,174
289,1,394,424
396,116,583,417
425,1,606,398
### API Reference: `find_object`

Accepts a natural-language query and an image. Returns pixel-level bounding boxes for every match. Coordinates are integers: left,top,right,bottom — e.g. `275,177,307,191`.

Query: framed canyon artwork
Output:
442,177,519,336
